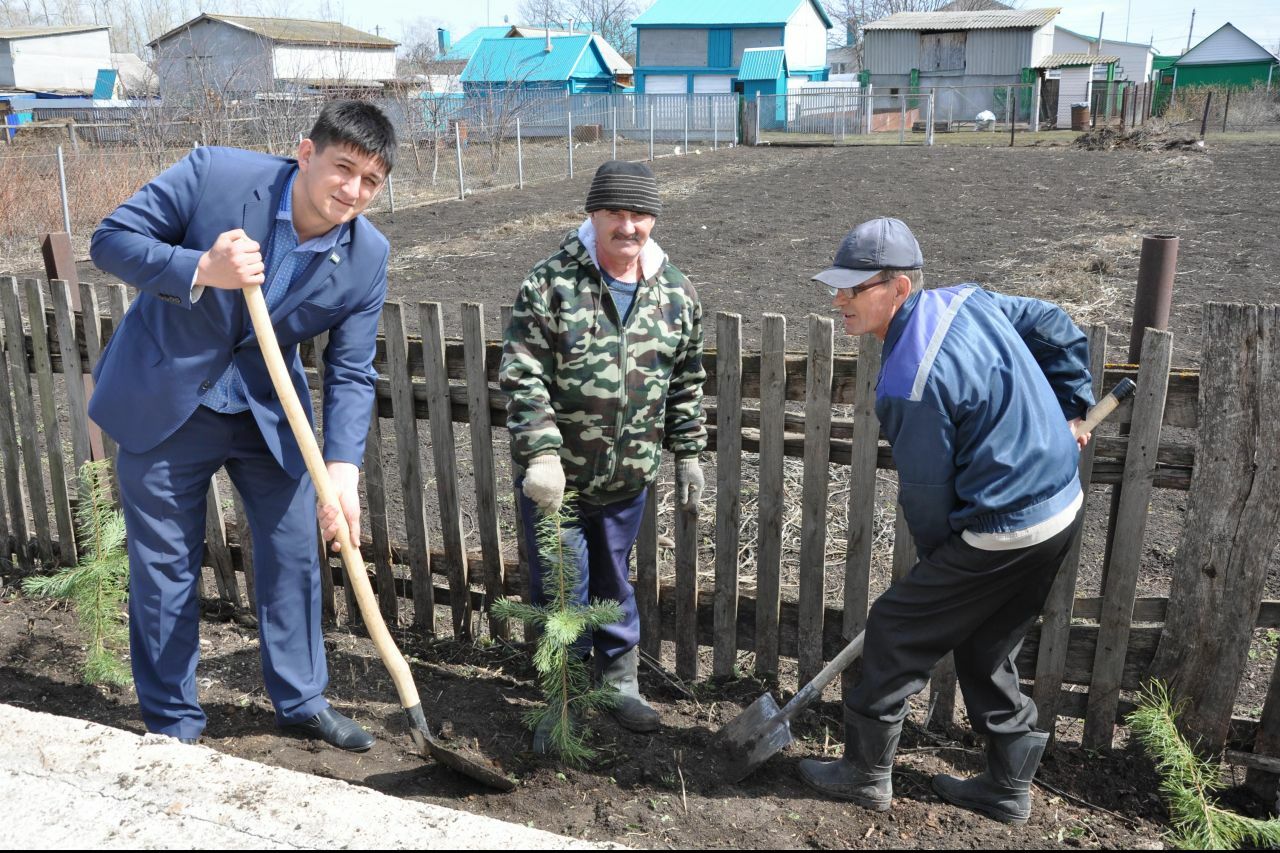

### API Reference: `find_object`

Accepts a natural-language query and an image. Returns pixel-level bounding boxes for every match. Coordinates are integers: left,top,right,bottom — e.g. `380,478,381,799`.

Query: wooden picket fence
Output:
2,274,1278,763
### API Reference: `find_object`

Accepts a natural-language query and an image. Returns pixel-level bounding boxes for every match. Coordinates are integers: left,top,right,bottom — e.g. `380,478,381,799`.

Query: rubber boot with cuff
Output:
797,708,902,810
595,647,660,733
932,729,1049,825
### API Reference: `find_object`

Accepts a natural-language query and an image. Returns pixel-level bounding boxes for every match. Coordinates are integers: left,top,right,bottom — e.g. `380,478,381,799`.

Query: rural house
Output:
460,34,625,96
0,25,111,93
1159,23,1280,97
1052,26,1155,83
149,14,398,102
862,7,1059,121
630,0,832,95
1032,52,1118,128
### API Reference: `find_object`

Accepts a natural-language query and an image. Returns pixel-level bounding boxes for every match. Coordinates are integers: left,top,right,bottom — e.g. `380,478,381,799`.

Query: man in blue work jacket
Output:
89,101,395,751
799,218,1095,825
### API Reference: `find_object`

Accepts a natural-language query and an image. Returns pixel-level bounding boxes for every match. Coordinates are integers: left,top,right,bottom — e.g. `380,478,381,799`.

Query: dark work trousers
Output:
848,508,1083,736
516,484,646,663
117,407,329,740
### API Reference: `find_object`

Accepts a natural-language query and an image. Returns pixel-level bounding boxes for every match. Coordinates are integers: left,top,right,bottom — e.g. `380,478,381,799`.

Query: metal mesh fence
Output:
754,90,934,146
0,92,741,270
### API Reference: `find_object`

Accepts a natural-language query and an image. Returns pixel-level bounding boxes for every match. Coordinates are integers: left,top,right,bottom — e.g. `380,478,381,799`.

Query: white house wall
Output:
1056,65,1091,127
3,29,111,91
1030,21,1055,67
732,28,784,65
273,45,394,83
1053,28,1092,54
638,29,708,67
785,3,828,71
1105,41,1153,81
154,19,273,101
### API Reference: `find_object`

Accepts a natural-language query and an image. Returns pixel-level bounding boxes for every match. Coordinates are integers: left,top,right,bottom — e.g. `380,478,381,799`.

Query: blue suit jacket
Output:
89,146,388,478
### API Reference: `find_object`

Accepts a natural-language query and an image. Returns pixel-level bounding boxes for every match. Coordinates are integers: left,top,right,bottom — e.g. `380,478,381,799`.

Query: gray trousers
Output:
848,509,1082,736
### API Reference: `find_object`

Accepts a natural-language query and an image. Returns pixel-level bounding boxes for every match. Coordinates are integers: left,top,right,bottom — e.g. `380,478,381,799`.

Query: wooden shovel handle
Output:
243,285,421,710
1074,378,1137,438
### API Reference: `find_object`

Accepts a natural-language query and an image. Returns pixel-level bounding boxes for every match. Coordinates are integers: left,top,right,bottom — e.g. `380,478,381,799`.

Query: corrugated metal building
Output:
149,14,398,102
460,35,621,95
862,8,1059,117
0,25,111,93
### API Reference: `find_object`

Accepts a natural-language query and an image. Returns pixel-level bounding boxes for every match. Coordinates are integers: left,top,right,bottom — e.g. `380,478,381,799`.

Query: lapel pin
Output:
329,252,342,265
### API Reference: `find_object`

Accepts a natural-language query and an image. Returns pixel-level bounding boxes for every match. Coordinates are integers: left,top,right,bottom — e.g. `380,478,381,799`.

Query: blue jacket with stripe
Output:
876,285,1094,555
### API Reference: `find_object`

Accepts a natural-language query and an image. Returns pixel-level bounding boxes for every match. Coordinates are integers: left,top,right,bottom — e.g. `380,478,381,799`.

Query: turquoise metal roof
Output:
460,35,609,83
442,26,510,62
737,47,786,80
633,0,832,29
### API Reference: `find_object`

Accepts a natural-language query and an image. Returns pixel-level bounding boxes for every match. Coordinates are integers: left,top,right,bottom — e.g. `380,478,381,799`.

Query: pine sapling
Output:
1127,680,1280,850
492,494,621,765
23,459,131,687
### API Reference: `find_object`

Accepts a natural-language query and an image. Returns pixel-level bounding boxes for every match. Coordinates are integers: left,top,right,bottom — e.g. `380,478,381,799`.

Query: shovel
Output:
243,285,515,792
717,378,1138,783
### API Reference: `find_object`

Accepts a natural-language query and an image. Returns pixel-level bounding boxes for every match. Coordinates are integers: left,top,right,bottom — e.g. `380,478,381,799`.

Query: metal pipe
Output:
649,102,655,160
1130,235,1179,361
926,91,935,146
567,109,574,177
516,117,524,188
1199,90,1212,139
612,105,618,158
755,92,761,145
56,145,71,235
713,99,718,150
387,175,395,213
1010,90,1017,146
683,98,689,154
899,95,906,144
455,121,465,200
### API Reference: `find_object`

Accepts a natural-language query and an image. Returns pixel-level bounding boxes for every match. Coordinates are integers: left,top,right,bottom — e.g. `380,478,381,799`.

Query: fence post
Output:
1223,90,1231,133
387,175,395,213
649,102,655,161
834,91,841,144
612,104,618,159
567,109,574,177
1010,91,1017,146
683,97,689,153
455,121,465,200
56,145,72,236
755,92,761,145
1199,90,1213,140
514,116,524,188
865,83,874,134
899,95,906,144
713,99,718,150
926,91,936,146
1005,85,1012,130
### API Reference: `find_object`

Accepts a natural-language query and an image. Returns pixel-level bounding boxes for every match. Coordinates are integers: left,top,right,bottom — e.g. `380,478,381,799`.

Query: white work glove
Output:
523,454,566,514
675,457,704,511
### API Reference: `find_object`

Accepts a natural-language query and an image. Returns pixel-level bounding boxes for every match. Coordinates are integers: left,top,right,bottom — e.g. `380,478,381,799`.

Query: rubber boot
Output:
532,706,580,756
797,708,902,810
595,647,661,733
932,730,1049,825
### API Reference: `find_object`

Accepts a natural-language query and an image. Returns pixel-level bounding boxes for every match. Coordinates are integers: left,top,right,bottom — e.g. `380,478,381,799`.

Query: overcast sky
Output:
326,0,1279,56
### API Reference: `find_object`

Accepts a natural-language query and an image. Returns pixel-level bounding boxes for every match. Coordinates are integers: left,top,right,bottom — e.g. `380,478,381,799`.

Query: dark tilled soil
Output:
20,139,1280,847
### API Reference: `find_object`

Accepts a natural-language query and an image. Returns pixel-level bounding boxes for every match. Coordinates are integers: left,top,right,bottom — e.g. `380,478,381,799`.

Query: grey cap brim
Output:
812,266,881,289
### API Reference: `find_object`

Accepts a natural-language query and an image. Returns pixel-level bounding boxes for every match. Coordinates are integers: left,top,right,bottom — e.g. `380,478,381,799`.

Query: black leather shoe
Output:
283,706,375,752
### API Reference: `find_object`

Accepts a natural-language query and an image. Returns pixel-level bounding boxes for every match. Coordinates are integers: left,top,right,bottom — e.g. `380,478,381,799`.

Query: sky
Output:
318,0,1279,57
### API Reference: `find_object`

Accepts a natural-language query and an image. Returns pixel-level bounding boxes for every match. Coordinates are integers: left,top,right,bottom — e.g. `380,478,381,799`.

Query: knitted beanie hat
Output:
584,160,661,217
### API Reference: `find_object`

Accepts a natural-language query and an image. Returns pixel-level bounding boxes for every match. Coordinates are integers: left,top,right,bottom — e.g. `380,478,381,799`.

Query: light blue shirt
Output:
601,270,639,324
202,170,344,413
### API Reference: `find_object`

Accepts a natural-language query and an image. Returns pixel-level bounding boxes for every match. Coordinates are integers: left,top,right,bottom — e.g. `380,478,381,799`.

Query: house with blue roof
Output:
631,0,832,94
460,35,624,95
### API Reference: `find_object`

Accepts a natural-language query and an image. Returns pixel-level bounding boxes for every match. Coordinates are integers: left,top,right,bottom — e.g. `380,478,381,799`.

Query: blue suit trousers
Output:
117,406,329,738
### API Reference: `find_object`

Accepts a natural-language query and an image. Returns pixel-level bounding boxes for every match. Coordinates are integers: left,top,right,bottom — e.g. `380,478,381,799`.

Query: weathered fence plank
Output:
362,401,398,625
231,489,257,612
77,281,114,463
204,477,241,607
306,330,341,623
383,302,435,632
0,337,29,560
1,277,53,564
797,315,834,687
1033,324,1109,738
713,312,743,679
22,279,76,565
1151,304,1280,751
1083,328,1173,749
49,281,92,473
422,302,471,639
636,487,661,659
675,481,700,682
461,303,507,640
754,314,786,677
842,333,881,701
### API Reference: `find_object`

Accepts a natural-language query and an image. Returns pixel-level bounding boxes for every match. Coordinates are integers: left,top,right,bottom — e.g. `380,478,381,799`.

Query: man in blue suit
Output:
89,101,396,751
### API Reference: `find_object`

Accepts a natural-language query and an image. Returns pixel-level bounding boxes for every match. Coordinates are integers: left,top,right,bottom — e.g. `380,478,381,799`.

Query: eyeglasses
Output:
823,275,893,299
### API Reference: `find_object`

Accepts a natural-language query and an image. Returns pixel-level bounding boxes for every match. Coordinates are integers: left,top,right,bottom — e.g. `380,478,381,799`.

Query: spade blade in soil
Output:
718,693,793,783
407,705,515,792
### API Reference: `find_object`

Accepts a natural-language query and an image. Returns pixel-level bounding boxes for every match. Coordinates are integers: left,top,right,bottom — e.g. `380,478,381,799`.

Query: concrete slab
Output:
0,703,616,849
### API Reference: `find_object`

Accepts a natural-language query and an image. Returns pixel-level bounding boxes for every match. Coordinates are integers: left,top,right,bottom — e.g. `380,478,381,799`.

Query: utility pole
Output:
1186,9,1196,53
1095,13,1105,52
1125,0,1132,42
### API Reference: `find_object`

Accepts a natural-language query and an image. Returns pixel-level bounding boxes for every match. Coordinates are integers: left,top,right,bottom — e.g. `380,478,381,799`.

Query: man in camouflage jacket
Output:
500,161,706,750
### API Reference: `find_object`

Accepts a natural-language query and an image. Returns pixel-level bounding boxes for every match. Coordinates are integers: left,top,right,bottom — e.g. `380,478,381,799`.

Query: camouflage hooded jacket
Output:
500,224,707,504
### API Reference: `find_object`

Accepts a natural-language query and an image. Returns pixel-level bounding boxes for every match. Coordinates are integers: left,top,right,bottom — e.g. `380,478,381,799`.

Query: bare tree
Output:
516,0,643,57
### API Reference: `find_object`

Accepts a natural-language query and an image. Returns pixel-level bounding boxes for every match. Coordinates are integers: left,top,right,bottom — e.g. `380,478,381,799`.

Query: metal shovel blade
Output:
407,705,516,792
717,692,793,784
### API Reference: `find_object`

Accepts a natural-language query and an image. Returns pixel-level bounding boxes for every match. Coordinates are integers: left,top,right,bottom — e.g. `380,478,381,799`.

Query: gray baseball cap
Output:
812,217,925,289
